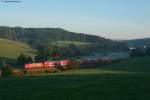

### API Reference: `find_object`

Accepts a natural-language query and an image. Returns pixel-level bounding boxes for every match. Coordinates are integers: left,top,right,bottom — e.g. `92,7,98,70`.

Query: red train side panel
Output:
24,60,72,69
43,61,60,67
60,60,72,66
25,63,44,69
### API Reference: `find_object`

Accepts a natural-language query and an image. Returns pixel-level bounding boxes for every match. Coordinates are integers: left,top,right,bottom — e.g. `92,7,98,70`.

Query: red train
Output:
24,60,72,69
24,57,113,69
78,57,113,64
25,63,44,69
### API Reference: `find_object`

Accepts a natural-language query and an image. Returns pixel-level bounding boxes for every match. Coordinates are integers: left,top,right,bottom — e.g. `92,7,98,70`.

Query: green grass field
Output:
53,41,93,47
0,38,36,59
0,57,150,100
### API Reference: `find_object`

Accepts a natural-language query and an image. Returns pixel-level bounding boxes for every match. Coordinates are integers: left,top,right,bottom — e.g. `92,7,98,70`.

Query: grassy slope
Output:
0,38,36,59
57,41,93,46
0,57,150,100
51,41,93,47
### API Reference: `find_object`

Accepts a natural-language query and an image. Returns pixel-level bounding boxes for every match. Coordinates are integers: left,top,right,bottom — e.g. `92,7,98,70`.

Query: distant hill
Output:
0,26,129,52
125,38,150,47
0,38,36,59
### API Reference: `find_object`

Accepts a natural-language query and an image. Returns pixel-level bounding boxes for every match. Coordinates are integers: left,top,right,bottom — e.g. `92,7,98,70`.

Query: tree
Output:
146,46,150,56
34,54,47,62
59,47,71,58
17,53,32,66
68,44,80,57
0,26,129,54
50,46,60,59
130,48,145,58
1,65,14,76
27,56,33,63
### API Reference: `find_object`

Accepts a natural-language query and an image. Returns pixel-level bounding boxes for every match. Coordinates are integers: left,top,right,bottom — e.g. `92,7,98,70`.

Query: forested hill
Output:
125,38,150,47
0,26,110,43
0,26,128,52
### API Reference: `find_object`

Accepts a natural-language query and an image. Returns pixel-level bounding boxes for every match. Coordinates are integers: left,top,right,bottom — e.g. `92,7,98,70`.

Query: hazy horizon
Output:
0,0,150,39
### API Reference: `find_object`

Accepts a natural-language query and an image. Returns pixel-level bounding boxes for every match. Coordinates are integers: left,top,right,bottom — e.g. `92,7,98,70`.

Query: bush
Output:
44,69,57,73
17,53,33,66
69,61,80,69
1,65,14,76
146,46,150,56
0,69,2,77
130,48,145,58
12,69,24,77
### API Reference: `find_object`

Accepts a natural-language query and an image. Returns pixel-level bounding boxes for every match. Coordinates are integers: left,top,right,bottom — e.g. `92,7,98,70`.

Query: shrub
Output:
12,69,24,77
1,65,14,76
44,69,56,73
70,61,80,69
0,69,2,77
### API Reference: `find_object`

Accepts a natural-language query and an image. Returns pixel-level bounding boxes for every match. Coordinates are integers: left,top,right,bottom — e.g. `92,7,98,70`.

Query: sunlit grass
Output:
0,38,36,59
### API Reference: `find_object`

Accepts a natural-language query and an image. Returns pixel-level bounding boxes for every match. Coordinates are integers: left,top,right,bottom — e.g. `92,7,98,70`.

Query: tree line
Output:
0,26,129,52
130,46,150,57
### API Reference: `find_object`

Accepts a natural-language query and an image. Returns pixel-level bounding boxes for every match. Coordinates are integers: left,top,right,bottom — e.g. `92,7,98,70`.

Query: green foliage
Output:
17,53,33,66
125,38,150,47
130,46,150,57
35,44,82,60
70,60,80,69
130,48,145,58
34,54,47,62
34,45,61,61
146,46,150,56
0,26,129,53
1,65,14,76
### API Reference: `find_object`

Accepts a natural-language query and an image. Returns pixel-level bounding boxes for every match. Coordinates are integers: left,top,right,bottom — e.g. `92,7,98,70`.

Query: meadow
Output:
0,38,36,59
0,38,36,65
0,56,150,100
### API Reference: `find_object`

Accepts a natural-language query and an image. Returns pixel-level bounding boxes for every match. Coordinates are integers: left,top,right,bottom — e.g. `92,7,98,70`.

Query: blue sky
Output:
0,0,150,39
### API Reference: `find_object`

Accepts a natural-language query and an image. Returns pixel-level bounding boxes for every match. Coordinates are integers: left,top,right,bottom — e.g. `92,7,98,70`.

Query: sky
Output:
0,0,150,40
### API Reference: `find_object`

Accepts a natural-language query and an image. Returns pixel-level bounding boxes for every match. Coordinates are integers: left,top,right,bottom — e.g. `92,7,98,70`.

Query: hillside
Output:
0,38,36,59
0,26,129,52
125,38,150,47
